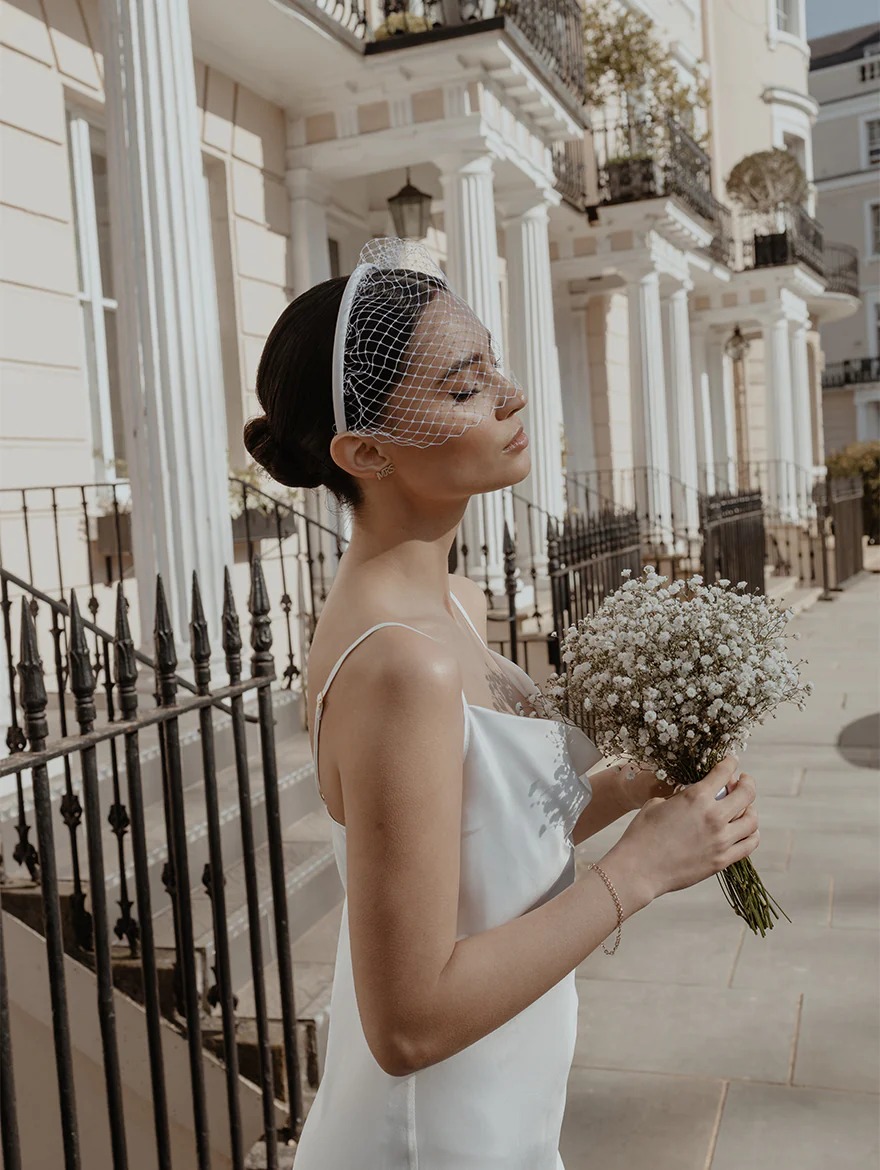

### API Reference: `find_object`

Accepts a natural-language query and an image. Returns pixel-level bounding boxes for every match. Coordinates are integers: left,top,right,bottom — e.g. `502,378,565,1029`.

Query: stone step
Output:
150,811,342,994
235,898,344,1090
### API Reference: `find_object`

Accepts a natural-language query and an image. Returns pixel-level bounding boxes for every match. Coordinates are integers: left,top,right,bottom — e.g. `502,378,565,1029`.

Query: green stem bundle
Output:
715,857,791,936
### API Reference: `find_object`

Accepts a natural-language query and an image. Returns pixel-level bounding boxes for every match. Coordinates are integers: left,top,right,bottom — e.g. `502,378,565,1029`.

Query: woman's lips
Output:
503,426,529,453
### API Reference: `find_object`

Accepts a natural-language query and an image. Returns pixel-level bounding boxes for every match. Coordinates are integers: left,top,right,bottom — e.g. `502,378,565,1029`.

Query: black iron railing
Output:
546,505,643,673
822,356,880,388
0,558,307,1167
738,203,825,280
813,475,866,590
699,490,766,595
591,114,721,229
0,477,348,750
707,196,736,268
369,1,588,107
823,242,859,296
552,139,587,212
306,0,369,39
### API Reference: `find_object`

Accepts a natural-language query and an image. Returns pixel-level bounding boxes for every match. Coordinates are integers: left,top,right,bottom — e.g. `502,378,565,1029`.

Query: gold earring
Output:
376,463,396,480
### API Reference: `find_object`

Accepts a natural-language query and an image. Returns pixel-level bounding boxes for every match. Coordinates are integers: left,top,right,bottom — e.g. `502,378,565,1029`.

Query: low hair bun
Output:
243,414,326,490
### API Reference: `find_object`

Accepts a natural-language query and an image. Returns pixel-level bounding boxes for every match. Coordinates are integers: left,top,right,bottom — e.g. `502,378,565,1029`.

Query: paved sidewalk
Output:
565,558,880,1170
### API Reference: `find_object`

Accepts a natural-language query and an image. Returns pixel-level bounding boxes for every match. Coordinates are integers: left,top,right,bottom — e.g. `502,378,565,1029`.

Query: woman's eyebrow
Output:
435,352,481,387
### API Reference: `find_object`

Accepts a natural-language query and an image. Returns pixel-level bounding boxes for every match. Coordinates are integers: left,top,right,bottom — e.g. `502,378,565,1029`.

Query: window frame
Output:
768,0,807,51
67,110,127,492
863,115,880,169
868,200,880,258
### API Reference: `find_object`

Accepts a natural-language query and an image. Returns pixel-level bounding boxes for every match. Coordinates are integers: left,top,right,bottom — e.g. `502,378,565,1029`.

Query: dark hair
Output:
243,269,447,511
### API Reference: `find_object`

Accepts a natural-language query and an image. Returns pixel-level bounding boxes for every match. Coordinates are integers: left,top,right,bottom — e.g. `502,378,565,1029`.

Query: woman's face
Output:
372,291,531,500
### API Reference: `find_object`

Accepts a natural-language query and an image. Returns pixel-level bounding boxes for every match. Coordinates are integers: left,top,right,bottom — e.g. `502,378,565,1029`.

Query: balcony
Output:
822,357,880,390
823,243,860,297
365,1,588,114
552,139,587,212
738,202,825,280
589,114,729,253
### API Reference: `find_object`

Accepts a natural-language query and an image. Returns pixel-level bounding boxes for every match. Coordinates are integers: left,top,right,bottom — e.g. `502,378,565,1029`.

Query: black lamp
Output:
387,167,433,239
724,325,751,363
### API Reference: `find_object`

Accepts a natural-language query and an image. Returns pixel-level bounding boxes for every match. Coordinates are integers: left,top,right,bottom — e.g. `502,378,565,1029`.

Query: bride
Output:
243,239,759,1168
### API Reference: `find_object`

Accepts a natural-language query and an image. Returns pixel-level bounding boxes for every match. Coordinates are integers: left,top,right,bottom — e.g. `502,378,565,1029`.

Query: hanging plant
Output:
725,149,808,213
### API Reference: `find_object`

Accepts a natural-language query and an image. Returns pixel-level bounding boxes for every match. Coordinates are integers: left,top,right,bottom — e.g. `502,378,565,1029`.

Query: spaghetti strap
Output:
449,589,485,646
311,621,470,821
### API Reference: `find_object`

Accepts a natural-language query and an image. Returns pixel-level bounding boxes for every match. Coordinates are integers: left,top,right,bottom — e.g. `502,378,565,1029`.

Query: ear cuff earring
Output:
376,464,396,480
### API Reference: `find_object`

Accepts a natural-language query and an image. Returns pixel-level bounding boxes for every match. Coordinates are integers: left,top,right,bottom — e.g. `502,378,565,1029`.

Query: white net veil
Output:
331,237,525,448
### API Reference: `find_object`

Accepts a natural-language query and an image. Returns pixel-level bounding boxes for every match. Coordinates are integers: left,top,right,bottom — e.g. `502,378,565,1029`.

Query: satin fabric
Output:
293,593,601,1168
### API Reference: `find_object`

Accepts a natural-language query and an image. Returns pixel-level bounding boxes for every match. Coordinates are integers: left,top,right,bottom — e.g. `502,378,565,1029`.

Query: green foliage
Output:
726,148,808,212
582,0,710,147
825,440,880,487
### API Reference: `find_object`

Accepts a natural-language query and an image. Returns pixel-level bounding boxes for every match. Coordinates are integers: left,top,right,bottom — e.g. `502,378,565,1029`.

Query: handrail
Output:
0,566,259,727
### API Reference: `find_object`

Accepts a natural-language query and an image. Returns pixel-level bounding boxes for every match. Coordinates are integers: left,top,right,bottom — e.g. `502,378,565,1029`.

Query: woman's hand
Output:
604,756,759,903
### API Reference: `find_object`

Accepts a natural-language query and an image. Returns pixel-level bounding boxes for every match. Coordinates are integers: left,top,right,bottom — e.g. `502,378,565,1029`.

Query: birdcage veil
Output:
331,237,523,449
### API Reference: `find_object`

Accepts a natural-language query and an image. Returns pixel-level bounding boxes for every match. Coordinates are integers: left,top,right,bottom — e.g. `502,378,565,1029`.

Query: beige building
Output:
809,21,880,452
0,0,864,1162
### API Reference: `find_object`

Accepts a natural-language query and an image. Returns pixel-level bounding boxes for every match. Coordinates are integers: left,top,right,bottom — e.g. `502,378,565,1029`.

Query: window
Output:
866,119,880,167
775,0,798,36
777,0,795,34
68,114,126,484
872,203,880,256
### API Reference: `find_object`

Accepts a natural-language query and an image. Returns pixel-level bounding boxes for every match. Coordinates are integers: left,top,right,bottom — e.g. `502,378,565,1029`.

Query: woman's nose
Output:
496,381,528,414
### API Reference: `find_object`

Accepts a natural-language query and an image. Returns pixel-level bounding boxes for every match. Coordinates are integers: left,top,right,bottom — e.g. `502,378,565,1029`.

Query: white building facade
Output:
809,21,880,451
0,0,861,689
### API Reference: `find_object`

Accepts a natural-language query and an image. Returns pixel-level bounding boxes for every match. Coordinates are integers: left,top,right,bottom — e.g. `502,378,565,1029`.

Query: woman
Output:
243,240,759,1168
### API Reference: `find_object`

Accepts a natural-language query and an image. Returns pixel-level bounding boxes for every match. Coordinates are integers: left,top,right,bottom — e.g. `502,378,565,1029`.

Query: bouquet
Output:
529,566,814,936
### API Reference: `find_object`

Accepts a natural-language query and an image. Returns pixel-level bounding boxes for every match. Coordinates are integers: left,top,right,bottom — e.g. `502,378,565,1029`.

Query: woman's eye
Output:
450,387,479,403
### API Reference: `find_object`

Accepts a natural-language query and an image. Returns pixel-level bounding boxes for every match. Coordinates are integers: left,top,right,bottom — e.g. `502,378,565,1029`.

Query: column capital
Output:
435,151,496,180
285,166,331,202
497,185,558,225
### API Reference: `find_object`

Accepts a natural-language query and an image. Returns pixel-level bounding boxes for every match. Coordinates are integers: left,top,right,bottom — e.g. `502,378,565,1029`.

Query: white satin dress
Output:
293,591,602,1169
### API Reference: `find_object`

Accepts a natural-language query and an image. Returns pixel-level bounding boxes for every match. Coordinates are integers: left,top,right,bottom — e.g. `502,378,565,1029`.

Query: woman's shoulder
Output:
306,584,458,699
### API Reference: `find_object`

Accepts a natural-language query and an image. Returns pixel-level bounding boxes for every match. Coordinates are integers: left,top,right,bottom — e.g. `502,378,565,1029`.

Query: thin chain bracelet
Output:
586,862,624,955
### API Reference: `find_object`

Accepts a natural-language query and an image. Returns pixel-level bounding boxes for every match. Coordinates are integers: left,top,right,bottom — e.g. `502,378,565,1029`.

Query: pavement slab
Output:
562,567,880,1167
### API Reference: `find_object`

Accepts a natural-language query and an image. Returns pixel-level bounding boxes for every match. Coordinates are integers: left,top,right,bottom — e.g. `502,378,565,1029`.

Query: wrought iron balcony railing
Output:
552,139,587,212
822,242,860,297
369,1,588,108
298,0,370,40
589,114,727,246
738,203,825,280
821,356,880,389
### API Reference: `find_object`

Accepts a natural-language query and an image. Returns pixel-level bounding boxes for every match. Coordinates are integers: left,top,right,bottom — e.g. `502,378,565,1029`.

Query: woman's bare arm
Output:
330,628,654,1078
569,766,636,847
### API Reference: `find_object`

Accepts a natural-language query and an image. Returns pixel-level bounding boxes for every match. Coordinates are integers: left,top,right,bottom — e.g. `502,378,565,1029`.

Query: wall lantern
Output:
387,168,433,239
724,324,751,363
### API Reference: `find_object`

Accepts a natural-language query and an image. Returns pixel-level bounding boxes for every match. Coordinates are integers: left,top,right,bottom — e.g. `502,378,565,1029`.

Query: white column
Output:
625,269,673,552
761,313,798,521
706,334,738,494
503,198,566,564
689,324,716,495
286,166,348,544
99,0,234,661
789,320,813,518
555,298,595,483
438,153,508,596
287,166,332,298
660,285,701,551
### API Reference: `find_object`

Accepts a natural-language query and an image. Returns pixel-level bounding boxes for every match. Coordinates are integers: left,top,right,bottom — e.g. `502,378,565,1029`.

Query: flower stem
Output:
715,857,792,936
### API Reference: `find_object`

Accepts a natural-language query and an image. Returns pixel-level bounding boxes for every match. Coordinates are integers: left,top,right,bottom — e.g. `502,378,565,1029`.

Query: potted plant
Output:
583,0,710,203
725,148,809,267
